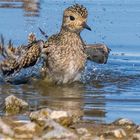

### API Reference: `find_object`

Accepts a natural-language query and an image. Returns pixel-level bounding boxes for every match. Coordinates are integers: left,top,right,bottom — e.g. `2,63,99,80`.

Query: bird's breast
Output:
46,33,87,83
48,45,86,83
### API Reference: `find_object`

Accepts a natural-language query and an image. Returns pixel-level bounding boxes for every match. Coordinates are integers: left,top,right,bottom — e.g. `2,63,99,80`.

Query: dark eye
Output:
70,16,75,21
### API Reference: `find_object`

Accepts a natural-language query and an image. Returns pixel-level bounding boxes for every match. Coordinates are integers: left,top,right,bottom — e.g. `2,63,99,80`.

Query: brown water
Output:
0,0,140,124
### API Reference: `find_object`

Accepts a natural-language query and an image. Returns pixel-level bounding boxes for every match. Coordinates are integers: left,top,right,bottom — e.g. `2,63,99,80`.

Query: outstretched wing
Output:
0,59,19,75
0,34,44,76
85,43,111,64
18,40,44,70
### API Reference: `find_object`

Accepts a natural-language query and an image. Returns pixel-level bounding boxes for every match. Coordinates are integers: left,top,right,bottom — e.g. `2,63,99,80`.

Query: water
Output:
0,0,140,124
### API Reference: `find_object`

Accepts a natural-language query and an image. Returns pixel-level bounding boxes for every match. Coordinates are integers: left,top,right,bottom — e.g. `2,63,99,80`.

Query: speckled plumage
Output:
18,41,42,70
44,30,87,83
0,4,90,82
43,4,90,83
0,34,44,75
0,4,110,83
66,4,88,18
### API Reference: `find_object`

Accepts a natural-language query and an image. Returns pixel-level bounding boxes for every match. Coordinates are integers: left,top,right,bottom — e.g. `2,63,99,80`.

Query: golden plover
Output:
42,4,92,83
0,4,110,84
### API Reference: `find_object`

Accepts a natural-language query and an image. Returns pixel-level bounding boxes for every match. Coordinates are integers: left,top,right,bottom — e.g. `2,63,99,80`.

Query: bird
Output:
38,28,110,65
0,4,110,84
42,4,92,84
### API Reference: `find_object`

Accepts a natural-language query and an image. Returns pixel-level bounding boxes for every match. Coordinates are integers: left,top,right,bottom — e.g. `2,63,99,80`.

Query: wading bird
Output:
0,4,110,84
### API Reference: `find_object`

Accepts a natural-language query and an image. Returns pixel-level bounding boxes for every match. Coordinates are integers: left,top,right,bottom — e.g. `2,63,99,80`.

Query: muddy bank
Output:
0,95,139,140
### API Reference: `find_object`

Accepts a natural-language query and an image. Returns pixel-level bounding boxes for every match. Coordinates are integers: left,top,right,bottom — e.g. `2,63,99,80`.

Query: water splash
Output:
0,58,44,84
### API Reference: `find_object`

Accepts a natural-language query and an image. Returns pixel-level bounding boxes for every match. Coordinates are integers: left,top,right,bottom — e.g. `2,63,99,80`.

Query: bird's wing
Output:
0,58,19,76
0,33,37,60
0,40,44,76
18,41,43,69
85,43,111,64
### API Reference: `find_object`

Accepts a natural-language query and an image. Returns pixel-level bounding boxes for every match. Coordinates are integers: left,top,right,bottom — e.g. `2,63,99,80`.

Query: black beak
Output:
83,22,91,31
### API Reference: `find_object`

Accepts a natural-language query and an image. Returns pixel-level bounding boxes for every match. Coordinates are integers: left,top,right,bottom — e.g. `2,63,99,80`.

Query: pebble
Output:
76,127,88,135
113,118,135,126
0,119,14,137
133,133,140,140
41,118,78,140
101,128,126,139
30,108,51,121
50,110,73,126
30,108,73,127
136,125,140,132
5,95,29,115
0,95,139,140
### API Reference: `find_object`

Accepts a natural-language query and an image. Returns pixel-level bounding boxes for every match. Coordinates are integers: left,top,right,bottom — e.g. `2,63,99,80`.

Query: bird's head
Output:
62,4,91,33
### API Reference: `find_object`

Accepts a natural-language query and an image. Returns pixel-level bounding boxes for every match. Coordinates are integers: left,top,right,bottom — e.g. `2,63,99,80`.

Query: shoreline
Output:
0,95,139,140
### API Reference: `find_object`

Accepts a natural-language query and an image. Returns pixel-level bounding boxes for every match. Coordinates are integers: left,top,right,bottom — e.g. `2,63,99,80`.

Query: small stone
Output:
113,118,135,126
126,125,133,130
80,133,92,140
50,110,68,119
76,128,88,135
49,110,73,126
41,118,78,140
133,133,140,140
14,133,34,139
0,118,14,137
14,122,37,133
0,134,14,140
102,128,126,139
113,129,126,138
99,135,105,140
30,108,73,127
5,95,29,115
30,108,51,121
14,122,42,139
136,125,140,132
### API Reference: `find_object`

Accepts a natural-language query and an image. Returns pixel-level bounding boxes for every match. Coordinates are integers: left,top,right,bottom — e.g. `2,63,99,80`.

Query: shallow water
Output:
0,0,140,124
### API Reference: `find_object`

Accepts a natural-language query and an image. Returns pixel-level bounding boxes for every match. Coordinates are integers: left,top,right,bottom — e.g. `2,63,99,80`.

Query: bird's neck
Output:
60,27,79,36
60,27,83,42
59,27,85,50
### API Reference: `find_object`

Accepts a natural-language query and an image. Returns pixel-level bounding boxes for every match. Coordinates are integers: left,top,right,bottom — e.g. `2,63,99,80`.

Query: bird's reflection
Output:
0,0,40,17
32,80,106,122
0,79,107,122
